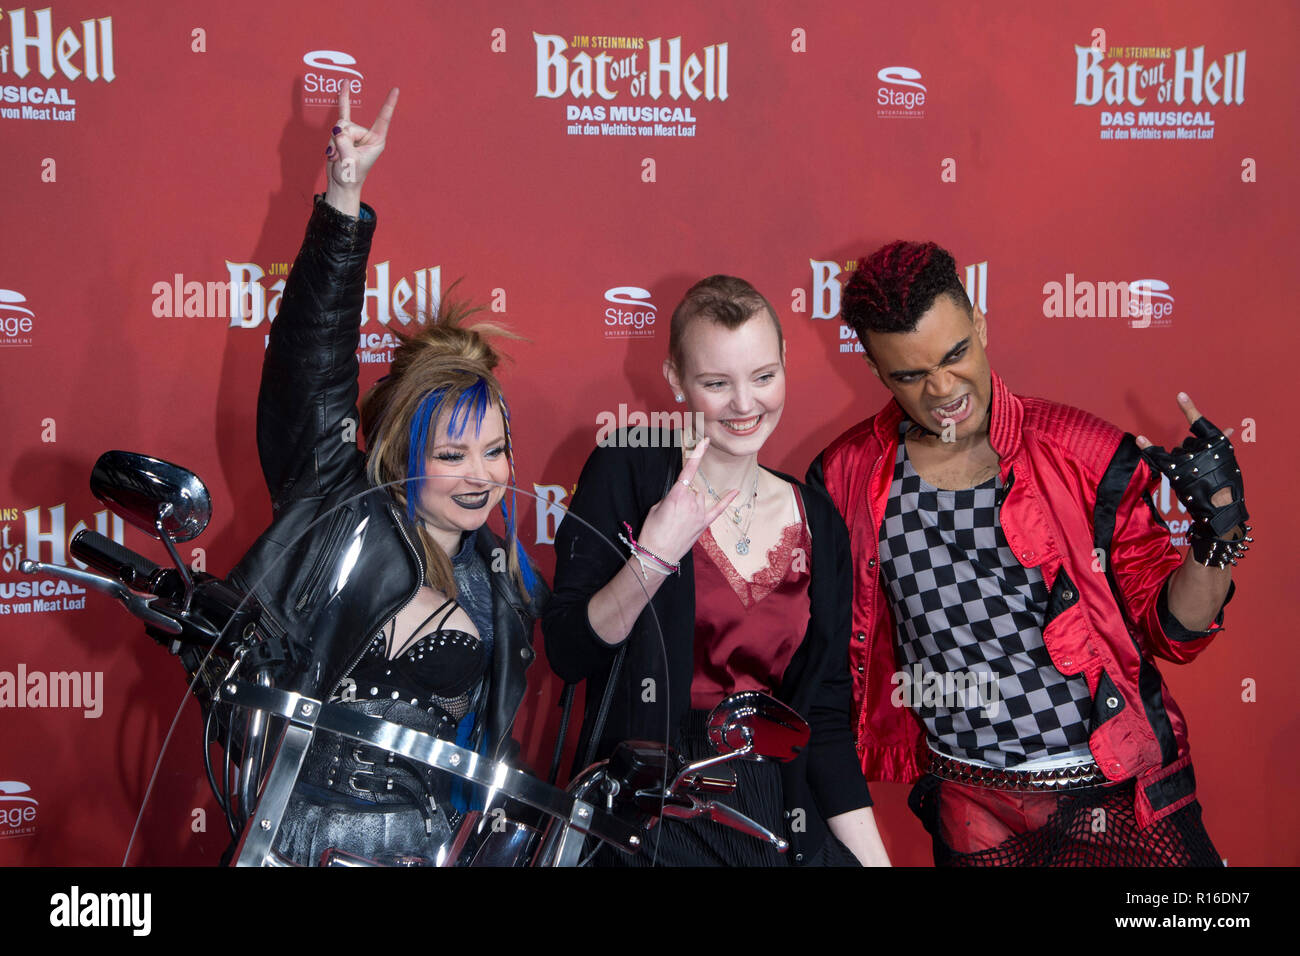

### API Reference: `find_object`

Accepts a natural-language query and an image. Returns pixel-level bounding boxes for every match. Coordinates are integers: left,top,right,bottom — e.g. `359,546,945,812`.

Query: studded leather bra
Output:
350,598,489,723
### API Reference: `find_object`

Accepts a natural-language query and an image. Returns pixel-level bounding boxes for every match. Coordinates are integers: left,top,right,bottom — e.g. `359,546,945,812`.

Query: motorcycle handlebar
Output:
19,558,184,635
71,529,162,590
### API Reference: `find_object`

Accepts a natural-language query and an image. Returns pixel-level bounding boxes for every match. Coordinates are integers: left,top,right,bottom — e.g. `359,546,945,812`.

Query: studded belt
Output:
925,750,1106,792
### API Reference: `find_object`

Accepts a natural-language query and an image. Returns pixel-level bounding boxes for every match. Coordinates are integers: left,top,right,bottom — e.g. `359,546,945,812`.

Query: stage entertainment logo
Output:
1074,43,1245,141
302,49,362,109
535,31,728,138
876,67,926,119
603,286,656,339
151,260,442,363
0,7,114,123
809,258,987,355
0,504,124,617
0,289,35,347
1125,278,1173,328
0,781,38,839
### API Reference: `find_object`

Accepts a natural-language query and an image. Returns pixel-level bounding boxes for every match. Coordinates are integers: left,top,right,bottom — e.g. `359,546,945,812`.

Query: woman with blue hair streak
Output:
229,88,547,866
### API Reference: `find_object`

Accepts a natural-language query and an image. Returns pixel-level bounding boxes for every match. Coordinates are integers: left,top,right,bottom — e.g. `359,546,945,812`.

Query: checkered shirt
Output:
877,421,1093,767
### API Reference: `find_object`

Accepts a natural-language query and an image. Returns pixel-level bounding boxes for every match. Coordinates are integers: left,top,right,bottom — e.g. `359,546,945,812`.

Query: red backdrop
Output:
1,0,1295,866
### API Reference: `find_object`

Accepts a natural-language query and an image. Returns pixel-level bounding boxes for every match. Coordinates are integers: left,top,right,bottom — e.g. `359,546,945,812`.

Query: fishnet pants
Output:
909,775,1223,867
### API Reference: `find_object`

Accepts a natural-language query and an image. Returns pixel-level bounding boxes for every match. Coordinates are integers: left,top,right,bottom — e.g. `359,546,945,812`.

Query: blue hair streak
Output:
495,393,539,600
497,493,539,599
404,378,492,521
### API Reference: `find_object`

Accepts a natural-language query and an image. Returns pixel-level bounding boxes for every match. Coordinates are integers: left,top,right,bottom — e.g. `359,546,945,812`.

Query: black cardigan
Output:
542,431,872,862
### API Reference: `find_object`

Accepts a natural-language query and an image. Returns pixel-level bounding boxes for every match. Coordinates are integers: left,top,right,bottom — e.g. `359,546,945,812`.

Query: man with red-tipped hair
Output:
807,240,1249,866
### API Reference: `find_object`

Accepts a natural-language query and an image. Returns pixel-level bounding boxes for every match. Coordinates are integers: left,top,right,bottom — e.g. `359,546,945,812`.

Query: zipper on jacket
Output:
995,466,1016,510
482,532,533,762
293,506,355,612
329,503,424,698
858,451,889,734
489,602,532,764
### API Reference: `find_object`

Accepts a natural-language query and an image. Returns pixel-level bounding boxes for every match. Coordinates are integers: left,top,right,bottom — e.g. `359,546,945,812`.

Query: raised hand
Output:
1137,391,1249,564
637,438,740,564
324,86,399,216
1136,392,1239,512
1135,391,1235,448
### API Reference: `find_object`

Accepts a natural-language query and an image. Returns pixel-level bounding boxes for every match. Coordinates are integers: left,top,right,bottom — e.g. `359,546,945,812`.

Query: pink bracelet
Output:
619,522,680,578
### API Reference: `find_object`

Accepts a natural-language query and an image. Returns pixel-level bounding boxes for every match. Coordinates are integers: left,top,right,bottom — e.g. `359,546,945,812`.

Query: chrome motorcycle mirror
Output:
706,691,810,762
90,450,212,543
663,691,810,802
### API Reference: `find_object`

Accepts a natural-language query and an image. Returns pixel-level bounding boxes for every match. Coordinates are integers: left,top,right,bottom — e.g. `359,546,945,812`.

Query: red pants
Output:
935,778,1076,854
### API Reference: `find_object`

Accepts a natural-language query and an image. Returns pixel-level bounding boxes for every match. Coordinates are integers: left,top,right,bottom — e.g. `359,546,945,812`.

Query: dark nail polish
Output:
332,126,341,134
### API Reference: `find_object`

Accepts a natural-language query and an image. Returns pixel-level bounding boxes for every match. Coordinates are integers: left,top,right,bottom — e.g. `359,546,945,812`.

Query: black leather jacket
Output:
229,196,545,758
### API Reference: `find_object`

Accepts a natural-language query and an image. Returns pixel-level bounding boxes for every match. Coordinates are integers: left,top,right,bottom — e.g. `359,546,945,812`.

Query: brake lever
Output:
20,559,182,635
702,801,788,852
652,792,787,852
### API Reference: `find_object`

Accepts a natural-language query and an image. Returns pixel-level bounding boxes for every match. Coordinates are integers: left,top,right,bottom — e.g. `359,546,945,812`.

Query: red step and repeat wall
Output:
1,1,1296,866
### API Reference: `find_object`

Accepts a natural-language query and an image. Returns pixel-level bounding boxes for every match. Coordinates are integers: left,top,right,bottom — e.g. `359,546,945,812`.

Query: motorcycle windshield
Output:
126,478,678,867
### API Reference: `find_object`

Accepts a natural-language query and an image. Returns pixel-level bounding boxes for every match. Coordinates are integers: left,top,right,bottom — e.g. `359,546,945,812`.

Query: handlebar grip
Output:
70,529,161,589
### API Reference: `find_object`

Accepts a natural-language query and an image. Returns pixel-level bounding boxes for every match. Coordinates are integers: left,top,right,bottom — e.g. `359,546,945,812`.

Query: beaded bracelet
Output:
619,522,680,579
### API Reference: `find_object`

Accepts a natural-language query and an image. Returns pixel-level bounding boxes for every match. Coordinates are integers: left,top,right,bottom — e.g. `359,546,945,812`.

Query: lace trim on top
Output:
697,506,809,609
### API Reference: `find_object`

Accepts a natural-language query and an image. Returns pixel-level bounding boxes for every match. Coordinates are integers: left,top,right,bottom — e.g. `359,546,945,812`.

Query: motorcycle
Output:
22,450,812,866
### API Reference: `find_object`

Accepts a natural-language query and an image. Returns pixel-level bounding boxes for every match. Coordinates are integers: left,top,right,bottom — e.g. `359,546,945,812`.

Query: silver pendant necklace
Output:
698,464,760,555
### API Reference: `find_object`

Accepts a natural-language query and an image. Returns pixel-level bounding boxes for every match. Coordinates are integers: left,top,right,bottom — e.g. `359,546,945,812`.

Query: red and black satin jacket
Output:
809,369,1231,827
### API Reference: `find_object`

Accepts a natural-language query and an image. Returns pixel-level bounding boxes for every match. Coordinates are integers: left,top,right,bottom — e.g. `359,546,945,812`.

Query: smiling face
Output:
863,293,992,447
415,404,510,539
665,311,786,458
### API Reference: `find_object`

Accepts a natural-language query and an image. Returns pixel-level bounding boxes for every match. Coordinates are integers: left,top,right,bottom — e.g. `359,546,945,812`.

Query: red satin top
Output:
689,487,812,710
